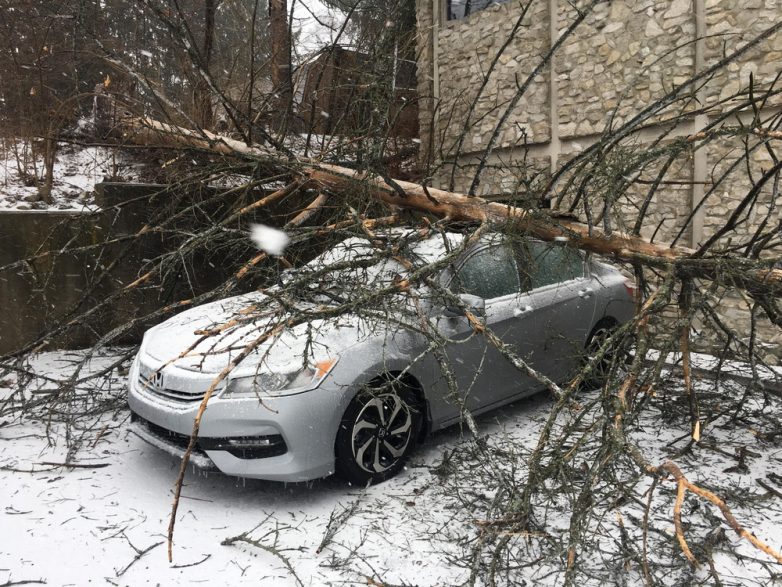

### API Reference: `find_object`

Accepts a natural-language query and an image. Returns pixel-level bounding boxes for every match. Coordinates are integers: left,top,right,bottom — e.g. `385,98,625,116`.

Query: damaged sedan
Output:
128,230,635,484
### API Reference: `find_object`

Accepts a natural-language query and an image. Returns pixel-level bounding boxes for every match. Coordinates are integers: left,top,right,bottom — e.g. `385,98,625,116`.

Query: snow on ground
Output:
0,350,511,586
1,350,781,586
0,139,143,212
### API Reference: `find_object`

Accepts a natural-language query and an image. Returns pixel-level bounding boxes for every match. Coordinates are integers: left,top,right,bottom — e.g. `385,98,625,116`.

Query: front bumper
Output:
129,415,216,470
127,355,351,482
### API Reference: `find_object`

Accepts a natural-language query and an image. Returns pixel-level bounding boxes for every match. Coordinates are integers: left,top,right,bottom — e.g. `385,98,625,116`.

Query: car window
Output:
521,241,584,289
452,245,521,299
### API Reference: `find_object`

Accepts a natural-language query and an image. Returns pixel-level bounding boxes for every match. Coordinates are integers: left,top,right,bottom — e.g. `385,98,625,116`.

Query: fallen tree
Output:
2,3,781,581
122,116,782,300
114,115,782,575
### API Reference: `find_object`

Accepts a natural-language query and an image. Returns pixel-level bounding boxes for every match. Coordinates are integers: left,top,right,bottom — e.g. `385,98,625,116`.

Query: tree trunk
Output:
193,0,216,130
38,136,56,204
269,0,292,123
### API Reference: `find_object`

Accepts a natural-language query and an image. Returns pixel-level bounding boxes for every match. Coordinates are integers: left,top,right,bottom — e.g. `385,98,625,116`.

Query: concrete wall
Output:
416,0,782,360
0,184,171,354
0,183,250,355
0,181,335,355
0,210,104,353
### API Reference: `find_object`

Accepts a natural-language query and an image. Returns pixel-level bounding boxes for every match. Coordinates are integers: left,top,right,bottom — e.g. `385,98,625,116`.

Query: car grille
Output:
131,412,207,456
130,413,287,460
137,372,209,404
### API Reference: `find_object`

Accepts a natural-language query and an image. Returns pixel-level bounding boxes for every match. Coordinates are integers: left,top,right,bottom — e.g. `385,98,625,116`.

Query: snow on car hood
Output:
141,291,405,376
141,293,369,376
141,230,466,375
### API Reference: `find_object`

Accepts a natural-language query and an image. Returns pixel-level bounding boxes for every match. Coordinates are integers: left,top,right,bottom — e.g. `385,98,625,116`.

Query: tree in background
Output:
269,0,292,124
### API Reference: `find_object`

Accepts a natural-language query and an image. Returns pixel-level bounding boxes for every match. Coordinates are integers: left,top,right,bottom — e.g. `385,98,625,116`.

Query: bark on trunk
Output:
193,0,216,130
38,136,56,204
269,0,292,121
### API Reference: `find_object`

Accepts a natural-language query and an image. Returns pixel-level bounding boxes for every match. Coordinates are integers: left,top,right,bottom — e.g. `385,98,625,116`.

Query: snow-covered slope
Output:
0,140,143,211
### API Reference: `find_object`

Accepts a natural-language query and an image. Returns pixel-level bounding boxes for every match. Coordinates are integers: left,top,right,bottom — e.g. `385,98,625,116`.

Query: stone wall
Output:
704,0,782,111
557,0,695,136
416,0,782,360
417,0,782,194
437,1,551,152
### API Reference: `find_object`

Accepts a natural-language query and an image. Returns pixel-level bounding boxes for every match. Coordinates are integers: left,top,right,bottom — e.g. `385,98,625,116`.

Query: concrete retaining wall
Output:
0,184,171,354
0,183,239,355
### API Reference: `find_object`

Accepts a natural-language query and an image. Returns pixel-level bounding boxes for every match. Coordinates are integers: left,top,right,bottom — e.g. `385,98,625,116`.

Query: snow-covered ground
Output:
0,139,143,212
1,350,781,586
0,350,499,586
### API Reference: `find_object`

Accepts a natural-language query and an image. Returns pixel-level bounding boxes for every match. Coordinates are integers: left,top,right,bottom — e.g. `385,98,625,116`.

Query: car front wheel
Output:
583,321,632,388
335,381,423,485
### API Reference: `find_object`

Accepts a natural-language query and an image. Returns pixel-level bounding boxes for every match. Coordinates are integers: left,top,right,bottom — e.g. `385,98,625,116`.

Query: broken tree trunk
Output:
120,116,782,298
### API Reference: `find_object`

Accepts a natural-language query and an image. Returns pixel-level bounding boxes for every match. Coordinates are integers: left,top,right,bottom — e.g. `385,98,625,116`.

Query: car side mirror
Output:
443,293,486,318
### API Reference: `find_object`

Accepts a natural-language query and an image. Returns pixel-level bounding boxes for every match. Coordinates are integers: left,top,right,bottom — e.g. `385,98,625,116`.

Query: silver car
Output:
128,230,635,484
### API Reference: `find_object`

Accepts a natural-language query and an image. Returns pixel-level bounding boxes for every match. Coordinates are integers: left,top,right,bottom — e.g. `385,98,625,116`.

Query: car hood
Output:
141,291,405,376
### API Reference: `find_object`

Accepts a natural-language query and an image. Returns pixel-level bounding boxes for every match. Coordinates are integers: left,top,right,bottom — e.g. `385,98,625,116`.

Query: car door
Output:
515,241,598,383
430,241,547,423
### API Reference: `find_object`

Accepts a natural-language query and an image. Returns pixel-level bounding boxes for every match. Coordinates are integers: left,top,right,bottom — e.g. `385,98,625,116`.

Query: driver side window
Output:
452,245,520,299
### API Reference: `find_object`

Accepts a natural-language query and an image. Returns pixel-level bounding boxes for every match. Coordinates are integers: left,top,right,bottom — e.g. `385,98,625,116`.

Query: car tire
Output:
582,321,627,389
335,379,423,486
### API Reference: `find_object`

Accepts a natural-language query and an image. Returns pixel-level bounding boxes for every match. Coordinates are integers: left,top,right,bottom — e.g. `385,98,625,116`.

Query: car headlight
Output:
222,358,338,398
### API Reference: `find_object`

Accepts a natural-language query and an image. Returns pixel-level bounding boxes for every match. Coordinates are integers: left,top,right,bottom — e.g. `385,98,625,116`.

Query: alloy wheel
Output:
350,392,413,474
587,326,613,383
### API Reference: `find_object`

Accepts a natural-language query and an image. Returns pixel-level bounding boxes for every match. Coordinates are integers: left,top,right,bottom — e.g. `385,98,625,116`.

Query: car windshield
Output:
282,231,464,302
